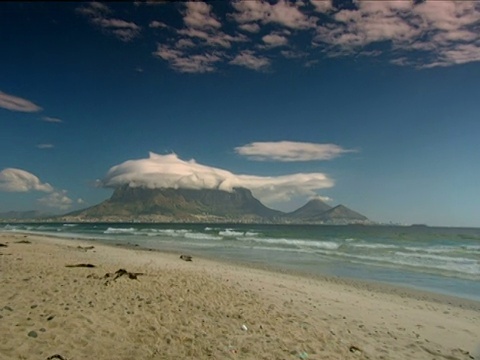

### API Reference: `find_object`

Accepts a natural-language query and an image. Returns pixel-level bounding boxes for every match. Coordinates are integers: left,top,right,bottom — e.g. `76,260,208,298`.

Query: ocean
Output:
2,223,479,301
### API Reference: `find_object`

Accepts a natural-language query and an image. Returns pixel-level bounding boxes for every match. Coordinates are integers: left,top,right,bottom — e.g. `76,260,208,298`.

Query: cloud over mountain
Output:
100,152,334,206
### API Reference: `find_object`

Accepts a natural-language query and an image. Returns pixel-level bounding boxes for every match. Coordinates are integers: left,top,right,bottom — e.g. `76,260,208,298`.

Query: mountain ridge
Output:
59,186,371,224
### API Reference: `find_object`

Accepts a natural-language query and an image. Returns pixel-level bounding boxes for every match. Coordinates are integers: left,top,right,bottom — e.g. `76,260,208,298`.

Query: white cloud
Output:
231,0,317,29
0,91,42,113
37,190,73,210
101,152,334,207
0,168,53,193
309,194,333,203
76,1,110,17
313,1,480,67
79,1,480,72
280,50,308,59
77,3,141,42
0,168,76,211
36,144,54,149
238,23,260,33
311,0,333,13
149,20,168,29
235,141,356,161
92,18,141,42
230,50,270,71
42,116,63,123
177,27,247,48
183,2,221,30
153,44,222,73
176,38,196,48
262,33,288,47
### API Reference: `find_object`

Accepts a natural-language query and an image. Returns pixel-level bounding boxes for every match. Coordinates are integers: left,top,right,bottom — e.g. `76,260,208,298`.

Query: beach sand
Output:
0,233,479,360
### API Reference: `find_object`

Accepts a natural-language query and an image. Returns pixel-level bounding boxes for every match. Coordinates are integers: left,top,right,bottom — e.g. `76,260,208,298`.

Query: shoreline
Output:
1,232,479,359
8,229,480,307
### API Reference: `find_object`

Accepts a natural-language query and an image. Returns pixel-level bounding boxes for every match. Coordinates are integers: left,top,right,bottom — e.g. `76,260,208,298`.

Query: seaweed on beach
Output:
15,240,31,244
65,263,96,268
77,245,95,251
46,355,68,360
104,268,144,282
180,254,192,262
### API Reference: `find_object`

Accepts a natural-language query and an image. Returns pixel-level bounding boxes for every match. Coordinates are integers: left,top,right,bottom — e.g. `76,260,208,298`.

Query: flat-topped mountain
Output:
59,185,371,224
65,185,283,222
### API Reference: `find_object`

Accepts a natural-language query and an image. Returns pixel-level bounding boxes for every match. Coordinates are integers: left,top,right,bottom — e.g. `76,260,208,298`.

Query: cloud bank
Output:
134,1,480,72
0,91,42,113
101,152,334,206
0,168,78,211
37,190,74,211
0,168,53,193
235,141,355,161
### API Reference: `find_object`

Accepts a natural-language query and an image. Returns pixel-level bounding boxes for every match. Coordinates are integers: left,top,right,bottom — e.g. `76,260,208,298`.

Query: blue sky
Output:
1,1,480,227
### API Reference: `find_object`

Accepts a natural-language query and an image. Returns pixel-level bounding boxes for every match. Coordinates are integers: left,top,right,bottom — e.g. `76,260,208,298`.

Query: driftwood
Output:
180,254,193,262
65,263,96,268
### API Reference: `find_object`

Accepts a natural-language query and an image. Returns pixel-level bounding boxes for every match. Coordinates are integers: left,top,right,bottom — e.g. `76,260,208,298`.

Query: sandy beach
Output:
0,232,479,360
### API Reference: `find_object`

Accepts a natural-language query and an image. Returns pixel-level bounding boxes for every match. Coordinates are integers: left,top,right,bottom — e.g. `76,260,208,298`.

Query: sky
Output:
1,1,480,227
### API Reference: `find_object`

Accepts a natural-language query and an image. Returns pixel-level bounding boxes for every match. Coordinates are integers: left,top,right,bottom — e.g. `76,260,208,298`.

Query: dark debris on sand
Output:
46,355,68,360
101,269,144,285
65,263,96,268
180,254,192,262
15,240,31,244
77,245,95,251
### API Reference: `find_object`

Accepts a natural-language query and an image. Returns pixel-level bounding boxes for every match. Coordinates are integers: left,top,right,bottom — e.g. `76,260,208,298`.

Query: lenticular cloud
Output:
101,152,334,205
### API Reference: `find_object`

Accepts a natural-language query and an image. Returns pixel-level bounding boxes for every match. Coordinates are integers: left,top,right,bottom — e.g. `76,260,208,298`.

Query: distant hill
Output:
58,185,371,224
285,198,332,219
305,204,369,224
0,210,52,220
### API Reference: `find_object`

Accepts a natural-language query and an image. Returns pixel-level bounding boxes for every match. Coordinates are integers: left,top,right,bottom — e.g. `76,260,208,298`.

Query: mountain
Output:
308,205,369,224
285,198,332,219
64,185,283,222
59,185,370,224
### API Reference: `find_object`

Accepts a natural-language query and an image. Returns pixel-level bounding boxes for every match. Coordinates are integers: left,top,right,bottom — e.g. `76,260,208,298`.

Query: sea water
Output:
2,223,479,301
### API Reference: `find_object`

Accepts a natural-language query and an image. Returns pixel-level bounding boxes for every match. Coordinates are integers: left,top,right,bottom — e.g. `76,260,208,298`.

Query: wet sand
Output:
1,233,479,360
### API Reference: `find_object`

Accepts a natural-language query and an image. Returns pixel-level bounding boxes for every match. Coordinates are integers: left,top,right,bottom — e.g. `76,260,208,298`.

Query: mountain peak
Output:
286,198,332,219
320,205,368,222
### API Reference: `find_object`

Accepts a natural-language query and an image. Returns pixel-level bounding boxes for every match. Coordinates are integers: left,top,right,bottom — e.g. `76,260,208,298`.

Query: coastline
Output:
1,232,479,359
